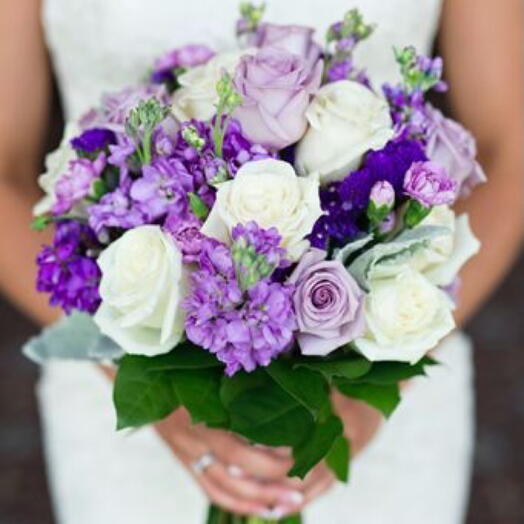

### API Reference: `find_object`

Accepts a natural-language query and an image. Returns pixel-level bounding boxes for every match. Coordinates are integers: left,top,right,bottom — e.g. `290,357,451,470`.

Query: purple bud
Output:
370,180,395,209
403,161,457,207
378,211,396,234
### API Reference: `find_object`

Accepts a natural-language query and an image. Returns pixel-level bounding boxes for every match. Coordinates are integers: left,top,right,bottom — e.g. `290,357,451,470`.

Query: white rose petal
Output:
94,225,187,356
202,159,322,261
172,49,253,122
295,80,394,184
355,266,455,363
33,123,78,216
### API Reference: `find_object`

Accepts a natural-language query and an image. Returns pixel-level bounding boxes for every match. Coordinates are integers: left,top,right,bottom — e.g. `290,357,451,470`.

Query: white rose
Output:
202,159,322,261
94,225,187,357
33,123,78,216
355,266,455,363
172,49,251,122
370,206,480,287
295,80,394,184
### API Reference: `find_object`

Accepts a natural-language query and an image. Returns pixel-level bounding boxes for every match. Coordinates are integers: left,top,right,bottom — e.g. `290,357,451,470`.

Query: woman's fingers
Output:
196,427,293,481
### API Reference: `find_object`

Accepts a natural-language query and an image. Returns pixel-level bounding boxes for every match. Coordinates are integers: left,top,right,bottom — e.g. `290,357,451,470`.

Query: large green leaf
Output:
289,414,343,479
173,368,229,428
325,435,350,482
295,355,372,382
335,381,401,418
114,354,180,429
146,341,223,370
221,370,314,447
266,359,330,418
356,357,437,385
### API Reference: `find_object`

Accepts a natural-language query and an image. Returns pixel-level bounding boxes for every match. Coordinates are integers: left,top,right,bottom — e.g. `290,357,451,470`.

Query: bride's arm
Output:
441,0,524,325
0,0,59,325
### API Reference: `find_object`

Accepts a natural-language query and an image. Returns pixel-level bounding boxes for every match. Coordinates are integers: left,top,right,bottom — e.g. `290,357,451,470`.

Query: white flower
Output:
33,123,78,216
202,159,322,261
94,226,187,357
172,49,251,122
370,206,480,287
295,80,394,184
355,266,455,363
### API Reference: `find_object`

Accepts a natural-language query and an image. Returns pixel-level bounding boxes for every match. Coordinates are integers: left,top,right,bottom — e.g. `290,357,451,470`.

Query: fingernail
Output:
259,507,287,519
279,490,304,506
227,465,244,478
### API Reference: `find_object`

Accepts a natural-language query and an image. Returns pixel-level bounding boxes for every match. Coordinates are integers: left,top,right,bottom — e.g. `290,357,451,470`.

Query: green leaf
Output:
173,368,229,428
325,435,350,482
266,359,330,418
295,355,372,382
335,381,401,418
146,341,223,370
114,355,180,429
221,370,314,447
189,192,210,220
289,415,343,479
31,215,52,232
357,357,436,385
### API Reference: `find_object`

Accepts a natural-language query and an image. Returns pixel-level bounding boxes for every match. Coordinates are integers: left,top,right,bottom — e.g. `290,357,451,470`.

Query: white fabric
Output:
39,1,475,523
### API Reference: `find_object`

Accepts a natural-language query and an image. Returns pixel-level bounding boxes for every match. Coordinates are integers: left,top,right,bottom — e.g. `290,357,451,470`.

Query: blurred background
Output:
0,34,523,524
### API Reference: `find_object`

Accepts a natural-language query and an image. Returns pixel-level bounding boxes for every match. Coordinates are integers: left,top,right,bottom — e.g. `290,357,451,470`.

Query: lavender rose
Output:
254,23,321,68
404,161,457,207
233,49,323,150
288,248,365,356
425,105,486,197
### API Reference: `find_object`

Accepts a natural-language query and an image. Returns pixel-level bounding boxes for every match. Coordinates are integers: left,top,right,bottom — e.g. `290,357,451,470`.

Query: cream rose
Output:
355,267,455,363
33,123,78,216
369,206,480,287
202,159,322,260
295,80,394,184
94,225,187,356
172,49,251,122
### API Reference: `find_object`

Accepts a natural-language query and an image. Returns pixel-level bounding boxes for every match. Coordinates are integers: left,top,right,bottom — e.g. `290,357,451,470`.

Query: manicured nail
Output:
227,464,244,478
279,490,304,506
259,506,289,519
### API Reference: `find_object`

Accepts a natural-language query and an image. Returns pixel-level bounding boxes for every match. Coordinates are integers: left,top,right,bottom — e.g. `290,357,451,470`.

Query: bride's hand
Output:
332,390,383,457
155,408,334,518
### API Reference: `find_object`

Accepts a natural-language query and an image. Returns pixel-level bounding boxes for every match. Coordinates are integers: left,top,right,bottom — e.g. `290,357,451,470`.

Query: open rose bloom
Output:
26,5,483,524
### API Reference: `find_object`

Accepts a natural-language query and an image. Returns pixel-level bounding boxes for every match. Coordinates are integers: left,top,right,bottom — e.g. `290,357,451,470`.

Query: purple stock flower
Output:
107,133,136,182
130,158,193,220
425,105,486,197
151,44,214,83
53,153,107,215
288,248,365,356
36,221,101,314
310,138,426,248
403,161,457,207
163,212,205,263
71,128,116,154
184,236,296,376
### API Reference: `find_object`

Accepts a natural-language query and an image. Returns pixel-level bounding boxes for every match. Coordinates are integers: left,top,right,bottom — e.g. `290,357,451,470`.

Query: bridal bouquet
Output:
27,4,484,523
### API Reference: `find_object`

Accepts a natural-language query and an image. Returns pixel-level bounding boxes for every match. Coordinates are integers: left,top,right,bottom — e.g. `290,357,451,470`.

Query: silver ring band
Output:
191,452,215,476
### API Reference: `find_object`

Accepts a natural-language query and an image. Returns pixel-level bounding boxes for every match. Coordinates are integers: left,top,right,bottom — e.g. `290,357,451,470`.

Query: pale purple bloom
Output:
53,153,106,215
425,105,486,197
403,161,457,207
378,211,396,234
163,212,205,263
370,180,395,208
233,49,323,150
254,23,321,68
130,158,193,220
108,133,136,182
152,44,214,83
288,248,365,356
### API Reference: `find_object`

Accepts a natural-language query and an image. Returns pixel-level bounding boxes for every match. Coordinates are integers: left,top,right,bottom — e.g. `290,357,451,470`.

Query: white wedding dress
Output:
38,1,474,523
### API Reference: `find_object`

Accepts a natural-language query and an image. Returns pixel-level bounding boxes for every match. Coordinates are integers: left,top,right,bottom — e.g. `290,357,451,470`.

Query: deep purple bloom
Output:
130,158,193,220
403,161,457,207
71,128,116,154
310,139,427,248
184,237,296,375
53,153,107,215
36,221,101,314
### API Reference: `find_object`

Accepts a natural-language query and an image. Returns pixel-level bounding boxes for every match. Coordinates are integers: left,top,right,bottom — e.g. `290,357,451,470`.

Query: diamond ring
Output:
191,452,215,476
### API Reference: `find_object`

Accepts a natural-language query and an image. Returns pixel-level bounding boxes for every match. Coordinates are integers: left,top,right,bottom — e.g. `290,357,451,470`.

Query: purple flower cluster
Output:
71,128,116,154
184,235,296,376
36,221,101,314
151,44,214,84
310,138,427,248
